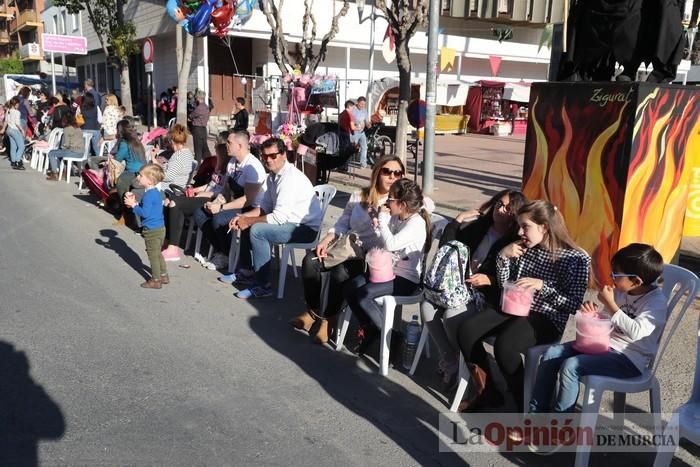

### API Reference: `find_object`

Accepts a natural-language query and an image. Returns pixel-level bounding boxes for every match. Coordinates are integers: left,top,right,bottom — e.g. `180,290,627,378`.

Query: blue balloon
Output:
166,0,185,23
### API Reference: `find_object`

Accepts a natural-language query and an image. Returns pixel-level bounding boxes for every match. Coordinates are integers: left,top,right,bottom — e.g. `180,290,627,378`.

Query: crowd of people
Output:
0,87,671,427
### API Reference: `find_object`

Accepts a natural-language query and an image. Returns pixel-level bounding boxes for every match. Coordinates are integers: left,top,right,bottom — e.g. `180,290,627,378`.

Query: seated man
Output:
193,130,266,269
230,137,323,299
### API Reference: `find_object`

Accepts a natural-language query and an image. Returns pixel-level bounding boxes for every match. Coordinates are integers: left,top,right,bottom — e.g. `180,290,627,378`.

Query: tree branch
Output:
308,0,350,73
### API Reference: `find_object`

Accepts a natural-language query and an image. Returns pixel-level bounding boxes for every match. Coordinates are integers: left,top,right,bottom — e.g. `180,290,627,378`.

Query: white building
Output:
71,0,559,123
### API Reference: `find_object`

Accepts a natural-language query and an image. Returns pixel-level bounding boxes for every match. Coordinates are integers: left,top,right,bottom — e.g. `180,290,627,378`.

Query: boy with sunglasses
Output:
528,243,667,413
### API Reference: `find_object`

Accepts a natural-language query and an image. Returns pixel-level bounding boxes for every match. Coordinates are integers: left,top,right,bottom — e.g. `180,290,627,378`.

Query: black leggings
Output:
301,251,365,318
166,196,209,246
191,126,211,162
456,306,561,408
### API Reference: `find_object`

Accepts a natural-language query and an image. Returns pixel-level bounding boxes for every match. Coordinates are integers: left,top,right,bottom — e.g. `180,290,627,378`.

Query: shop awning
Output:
435,83,470,107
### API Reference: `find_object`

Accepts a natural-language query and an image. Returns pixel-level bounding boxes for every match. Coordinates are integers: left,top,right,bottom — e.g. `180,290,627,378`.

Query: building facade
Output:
0,0,45,72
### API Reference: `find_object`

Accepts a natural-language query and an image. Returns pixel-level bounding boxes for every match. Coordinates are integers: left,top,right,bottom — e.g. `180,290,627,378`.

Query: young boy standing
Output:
124,163,169,289
528,243,667,413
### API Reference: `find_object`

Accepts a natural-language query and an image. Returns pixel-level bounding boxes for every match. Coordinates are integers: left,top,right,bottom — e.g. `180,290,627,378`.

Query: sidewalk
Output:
330,133,700,263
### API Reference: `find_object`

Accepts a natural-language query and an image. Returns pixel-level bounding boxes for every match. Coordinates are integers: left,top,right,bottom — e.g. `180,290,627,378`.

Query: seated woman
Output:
161,143,230,261
342,178,432,353
455,200,590,413
290,155,406,344
421,189,527,387
45,114,85,181
152,124,194,192
111,121,147,203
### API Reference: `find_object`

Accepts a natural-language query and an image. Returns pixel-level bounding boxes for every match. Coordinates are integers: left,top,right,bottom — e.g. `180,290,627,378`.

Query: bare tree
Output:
175,25,194,125
259,0,351,74
376,0,428,162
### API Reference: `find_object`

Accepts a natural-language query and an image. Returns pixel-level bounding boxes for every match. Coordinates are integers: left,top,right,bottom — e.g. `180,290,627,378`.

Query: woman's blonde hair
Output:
517,200,580,254
139,163,165,184
169,123,189,145
105,94,118,107
360,155,406,207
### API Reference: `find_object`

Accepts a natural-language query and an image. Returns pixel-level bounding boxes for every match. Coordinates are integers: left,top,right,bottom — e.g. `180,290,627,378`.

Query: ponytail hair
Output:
389,178,432,253
517,200,580,255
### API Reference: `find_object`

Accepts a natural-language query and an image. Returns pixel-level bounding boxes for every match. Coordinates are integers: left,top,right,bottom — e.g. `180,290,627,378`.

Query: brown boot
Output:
46,172,59,181
313,319,329,344
458,364,488,412
140,279,162,289
289,310,316,332
160,274,170,285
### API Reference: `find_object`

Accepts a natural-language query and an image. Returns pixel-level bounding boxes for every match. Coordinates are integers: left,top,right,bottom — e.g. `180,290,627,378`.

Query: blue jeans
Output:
48,149,82,172
6,127,24,162
529,342,641,413
351,132,368,167
239,222,317,286
83,129,101,156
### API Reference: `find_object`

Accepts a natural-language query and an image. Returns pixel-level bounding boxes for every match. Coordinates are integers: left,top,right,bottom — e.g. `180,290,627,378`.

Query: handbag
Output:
75,112,85,127
106,158,126,189
322,233,363,269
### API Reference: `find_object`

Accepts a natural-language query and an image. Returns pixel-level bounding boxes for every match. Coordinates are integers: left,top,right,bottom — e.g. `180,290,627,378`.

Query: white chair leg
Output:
379,300,395,376
335,306,351,351
576,385,603,467
652,410,680,467
649,379,663,436
77,167,84,190
30,149,37,169
291,249,298,278
65,162,71,183
450,355,470,412
58,160,64,181
276,246,289,299
409,323,429,376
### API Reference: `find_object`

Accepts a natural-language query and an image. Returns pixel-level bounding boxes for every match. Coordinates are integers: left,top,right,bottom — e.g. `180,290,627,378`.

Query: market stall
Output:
465,80,530,136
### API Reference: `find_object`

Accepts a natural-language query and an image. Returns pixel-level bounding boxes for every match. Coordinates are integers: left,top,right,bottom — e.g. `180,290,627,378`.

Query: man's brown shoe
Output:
160,274,170,285
140,279,162,289
289,310,316,332
313,319,329,344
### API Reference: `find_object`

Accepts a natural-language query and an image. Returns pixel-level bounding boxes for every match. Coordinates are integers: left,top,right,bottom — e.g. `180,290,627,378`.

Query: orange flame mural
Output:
523,83,700,284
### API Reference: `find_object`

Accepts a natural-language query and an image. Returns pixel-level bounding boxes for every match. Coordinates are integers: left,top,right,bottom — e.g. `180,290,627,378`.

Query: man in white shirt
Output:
230,138,323,299
193,130,266,268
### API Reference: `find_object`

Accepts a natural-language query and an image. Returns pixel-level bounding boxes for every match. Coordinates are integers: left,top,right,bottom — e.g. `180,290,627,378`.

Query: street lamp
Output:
357,0,365,19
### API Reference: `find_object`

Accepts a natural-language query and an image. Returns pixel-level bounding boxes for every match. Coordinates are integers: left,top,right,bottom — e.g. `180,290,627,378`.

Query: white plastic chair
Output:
276,184,337,299
32,128,63,172
97,139,117,159
654,308,700,466
572,264,698,467
335,220,444,376
58,133,93,189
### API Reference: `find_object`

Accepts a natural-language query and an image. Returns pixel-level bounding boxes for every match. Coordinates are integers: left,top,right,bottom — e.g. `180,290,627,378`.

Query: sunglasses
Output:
380,167,403,178
610,273,638,280
386,197,398,204
495,200,512,213
261,151,281,160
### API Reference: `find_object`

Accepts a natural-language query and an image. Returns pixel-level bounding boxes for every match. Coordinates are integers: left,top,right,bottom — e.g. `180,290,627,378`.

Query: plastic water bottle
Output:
402,315,421,370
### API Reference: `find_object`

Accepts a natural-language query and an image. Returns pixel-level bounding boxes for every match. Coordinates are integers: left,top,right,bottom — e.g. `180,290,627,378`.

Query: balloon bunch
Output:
166,0,239,38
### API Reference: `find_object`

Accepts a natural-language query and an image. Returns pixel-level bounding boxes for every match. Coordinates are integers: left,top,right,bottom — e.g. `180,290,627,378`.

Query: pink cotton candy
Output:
573,311,612,354
501,282,534,316
366,248,395,283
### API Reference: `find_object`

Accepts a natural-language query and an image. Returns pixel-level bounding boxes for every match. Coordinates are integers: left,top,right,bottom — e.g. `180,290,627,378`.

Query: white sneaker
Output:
194,252,206,264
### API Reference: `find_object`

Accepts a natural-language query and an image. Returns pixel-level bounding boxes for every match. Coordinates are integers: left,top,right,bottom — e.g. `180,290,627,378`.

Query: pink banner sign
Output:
42,34,87,55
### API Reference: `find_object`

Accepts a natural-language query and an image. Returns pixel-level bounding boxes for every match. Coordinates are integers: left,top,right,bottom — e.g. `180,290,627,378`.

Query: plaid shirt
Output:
496,246,590,333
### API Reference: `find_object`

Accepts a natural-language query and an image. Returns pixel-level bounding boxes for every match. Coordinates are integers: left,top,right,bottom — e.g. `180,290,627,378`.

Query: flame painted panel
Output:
523,83,700,283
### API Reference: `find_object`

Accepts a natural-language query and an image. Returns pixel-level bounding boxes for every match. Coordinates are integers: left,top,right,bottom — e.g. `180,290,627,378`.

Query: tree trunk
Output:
119,63,133,116
394,39,412,163
176,25,194,124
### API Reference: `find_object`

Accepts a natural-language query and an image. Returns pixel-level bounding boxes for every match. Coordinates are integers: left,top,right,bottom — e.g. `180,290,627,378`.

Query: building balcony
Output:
19,41,41,60
444,0,565,26
10,9,41,33
0,30,10,44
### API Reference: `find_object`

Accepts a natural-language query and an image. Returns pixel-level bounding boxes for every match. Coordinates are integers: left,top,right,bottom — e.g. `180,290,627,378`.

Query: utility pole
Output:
422,0,439,194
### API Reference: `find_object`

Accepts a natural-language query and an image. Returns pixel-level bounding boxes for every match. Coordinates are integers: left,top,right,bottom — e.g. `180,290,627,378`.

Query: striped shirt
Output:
496,246,590,333
163,148,194,187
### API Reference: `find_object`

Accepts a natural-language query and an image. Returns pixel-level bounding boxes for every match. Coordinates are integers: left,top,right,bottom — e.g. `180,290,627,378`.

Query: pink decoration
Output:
366,248,395,283
573,311,612,354
501,281,534,316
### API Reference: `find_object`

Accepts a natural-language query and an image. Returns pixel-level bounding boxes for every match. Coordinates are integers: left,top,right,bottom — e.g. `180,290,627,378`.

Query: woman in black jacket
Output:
420,189,527,387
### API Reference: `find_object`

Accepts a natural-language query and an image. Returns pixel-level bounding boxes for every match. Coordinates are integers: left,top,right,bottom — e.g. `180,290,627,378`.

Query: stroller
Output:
300,122,357,184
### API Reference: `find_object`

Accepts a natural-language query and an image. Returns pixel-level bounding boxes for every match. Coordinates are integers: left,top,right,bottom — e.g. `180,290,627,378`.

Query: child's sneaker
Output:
161,245,181,262
235,286,272,299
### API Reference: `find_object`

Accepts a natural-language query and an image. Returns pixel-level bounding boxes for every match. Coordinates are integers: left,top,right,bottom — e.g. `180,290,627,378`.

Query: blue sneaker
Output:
236,286,273,299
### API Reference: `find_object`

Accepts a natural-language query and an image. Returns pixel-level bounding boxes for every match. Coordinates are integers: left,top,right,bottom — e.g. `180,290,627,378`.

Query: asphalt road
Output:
1,164,698,467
